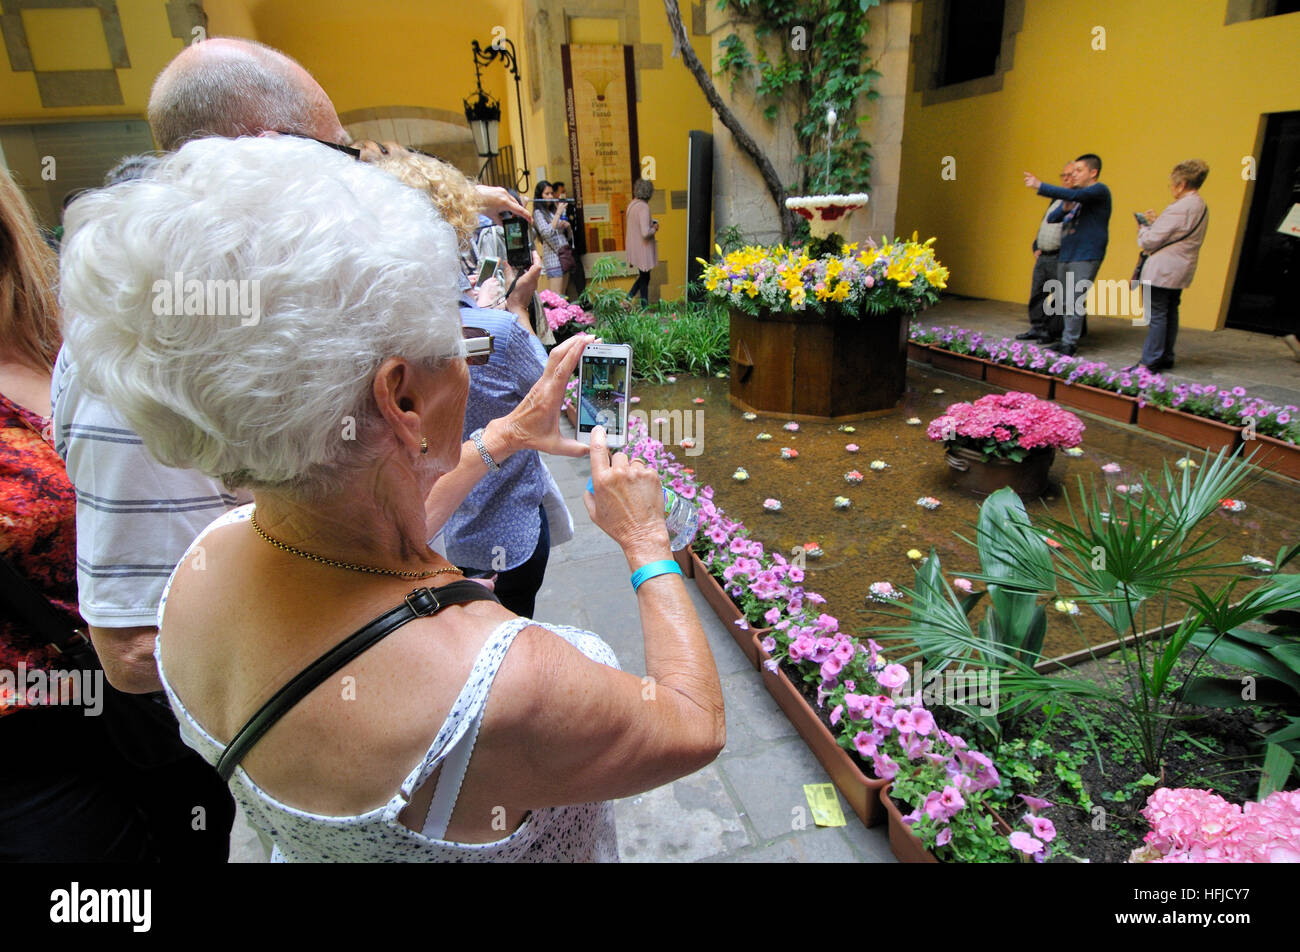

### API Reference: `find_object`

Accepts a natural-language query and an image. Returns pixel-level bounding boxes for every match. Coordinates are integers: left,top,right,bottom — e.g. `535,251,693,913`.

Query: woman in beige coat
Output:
624,178,658,305
1133,160,1209,371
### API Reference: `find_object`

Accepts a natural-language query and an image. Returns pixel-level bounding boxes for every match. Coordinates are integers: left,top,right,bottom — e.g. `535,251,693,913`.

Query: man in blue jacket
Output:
1024,154,1111,356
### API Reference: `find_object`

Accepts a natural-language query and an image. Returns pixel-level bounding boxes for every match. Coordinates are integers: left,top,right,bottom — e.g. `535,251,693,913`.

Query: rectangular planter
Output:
672,546,693,579
1137,405,1242,454
928,349,987,381
689,551,762,669
906,341,931,364
984,363,1054,399
1053,380,1138,424
1247,434,1300,482
757,643,888,827
881,784,937,863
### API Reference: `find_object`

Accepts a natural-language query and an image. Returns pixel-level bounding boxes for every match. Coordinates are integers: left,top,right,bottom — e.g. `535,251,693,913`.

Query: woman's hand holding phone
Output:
489,333,594,462
583,425,671,562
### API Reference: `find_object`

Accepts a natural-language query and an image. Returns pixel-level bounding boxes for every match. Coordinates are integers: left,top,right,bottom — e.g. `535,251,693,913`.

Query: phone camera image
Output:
579,355,629,437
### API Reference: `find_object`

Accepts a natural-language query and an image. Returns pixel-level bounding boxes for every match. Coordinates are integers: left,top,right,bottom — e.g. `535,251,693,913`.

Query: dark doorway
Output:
1227,111,1300,336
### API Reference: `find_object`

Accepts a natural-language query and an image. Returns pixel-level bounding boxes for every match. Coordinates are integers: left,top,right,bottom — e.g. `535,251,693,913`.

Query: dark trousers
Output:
1140,286,1182,367
0,696,235,862
1028,252,1060,337
627,269,652,304
461,505,551,619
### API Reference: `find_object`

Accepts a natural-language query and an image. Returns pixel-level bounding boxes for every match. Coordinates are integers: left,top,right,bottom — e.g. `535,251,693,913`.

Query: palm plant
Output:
873,448,1300,779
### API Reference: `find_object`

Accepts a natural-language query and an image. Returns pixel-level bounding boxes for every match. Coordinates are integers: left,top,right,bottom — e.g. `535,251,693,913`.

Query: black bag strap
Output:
1147,204,1208,256
0,553,92,662
215,581,499,782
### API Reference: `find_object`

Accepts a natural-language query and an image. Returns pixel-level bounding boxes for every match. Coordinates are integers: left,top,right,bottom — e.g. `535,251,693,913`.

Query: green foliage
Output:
715,222,751,255
587,296,730,383
871,448,1300,785
717,0,882,195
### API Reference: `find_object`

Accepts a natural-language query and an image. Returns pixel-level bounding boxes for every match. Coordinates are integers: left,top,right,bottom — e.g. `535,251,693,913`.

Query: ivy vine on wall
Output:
715,0,881,197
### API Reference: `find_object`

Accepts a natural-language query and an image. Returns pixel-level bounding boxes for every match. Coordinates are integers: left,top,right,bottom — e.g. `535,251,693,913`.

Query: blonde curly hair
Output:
356,141,482,247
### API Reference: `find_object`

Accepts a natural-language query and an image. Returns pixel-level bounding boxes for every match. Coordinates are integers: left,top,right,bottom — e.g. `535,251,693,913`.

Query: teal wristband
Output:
631,559,682,591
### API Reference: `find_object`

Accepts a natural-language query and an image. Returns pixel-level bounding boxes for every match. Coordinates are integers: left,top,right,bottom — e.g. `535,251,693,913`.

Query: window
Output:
914,0,1023,105
939,0,1006,87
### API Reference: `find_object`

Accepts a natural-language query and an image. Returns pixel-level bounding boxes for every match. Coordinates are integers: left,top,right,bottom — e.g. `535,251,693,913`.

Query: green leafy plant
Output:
716,0,882,195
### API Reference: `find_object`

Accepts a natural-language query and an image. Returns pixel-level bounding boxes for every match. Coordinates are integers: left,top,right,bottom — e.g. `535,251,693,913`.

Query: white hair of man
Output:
58,135,465,500
148,38,343,151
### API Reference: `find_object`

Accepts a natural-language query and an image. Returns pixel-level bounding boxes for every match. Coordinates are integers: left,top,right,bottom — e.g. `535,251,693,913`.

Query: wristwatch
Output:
470,427,500,473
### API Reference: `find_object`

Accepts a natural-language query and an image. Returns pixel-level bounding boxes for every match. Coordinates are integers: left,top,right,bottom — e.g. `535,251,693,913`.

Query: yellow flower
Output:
907,549,923,561
830,281,851,302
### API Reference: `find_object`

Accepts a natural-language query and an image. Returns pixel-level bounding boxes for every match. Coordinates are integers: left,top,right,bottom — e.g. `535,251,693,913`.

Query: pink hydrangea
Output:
927,391,1084,452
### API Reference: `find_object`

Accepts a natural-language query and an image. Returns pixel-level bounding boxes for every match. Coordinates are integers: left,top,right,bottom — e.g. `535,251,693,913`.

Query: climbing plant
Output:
715,0,881,197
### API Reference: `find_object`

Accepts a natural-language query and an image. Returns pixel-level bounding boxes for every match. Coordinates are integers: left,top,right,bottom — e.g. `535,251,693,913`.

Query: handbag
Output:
1132,205,1208,287
557,241,576,274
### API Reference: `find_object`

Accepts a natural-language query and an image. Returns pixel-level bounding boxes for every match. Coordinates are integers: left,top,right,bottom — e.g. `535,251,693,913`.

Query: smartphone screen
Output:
476,256,499,287
577,346,632,447
502,216,532,270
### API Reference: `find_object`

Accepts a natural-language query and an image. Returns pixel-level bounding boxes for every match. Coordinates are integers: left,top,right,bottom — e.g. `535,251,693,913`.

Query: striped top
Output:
50,345,251,627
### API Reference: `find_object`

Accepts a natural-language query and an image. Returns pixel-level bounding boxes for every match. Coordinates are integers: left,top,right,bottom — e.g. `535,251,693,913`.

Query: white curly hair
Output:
58,134,465,499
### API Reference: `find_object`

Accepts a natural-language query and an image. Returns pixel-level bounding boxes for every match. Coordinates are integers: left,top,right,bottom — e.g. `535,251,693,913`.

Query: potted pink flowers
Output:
927,391,1084,497
1130,787,1300,863
538,289,594,344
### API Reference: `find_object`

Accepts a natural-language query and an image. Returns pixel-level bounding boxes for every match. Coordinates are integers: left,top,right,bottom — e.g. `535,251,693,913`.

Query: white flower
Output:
1054,599,1081,615
1064,447,1085,457
763,498,782,511
906,417,922,425
916,496,941,510
833,496,852,509
756,432,773,441
742,412,758,421
869,460,889,471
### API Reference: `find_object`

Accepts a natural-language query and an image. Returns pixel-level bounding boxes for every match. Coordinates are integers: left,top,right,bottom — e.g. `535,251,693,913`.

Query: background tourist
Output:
1019,162,1072,343
532,180,570,295
1024,153,1112,356
625,178,659,305
1129,160,1210,372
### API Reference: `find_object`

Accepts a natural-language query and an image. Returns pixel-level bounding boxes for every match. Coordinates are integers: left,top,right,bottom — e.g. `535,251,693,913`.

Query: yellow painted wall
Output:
0,0,188,121
895,0,1300,331
633,0,714,299
242,0,511,134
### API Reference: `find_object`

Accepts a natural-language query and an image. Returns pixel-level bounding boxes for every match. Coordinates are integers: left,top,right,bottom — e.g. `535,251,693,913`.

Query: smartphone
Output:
576,343,633,448
476,255,500,287
502,215,532,270
1134,212,1148,226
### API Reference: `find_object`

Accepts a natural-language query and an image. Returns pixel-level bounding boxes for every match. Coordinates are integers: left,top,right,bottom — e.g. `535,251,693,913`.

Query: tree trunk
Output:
663,0,799,241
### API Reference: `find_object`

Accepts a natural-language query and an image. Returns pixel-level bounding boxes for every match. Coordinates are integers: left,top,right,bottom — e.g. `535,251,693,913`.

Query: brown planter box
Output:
881,784,938,864
729,308,907,418
906,341,931,364
756,642,888,827
928,349,987,381
984,363,1054,398
1247,434,1300,482
689,551,764,669
1137,405,1241,454
672,546,694,579
1053,380,1138,424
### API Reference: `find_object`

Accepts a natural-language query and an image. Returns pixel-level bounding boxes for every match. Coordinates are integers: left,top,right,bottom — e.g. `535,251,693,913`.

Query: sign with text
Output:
561,44,640,254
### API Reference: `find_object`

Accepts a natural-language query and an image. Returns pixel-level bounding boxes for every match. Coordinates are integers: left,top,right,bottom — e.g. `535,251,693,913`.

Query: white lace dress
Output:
155,505,620,862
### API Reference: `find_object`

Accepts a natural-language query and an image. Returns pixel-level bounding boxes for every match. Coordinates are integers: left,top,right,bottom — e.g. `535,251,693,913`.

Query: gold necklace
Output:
249,509,463,581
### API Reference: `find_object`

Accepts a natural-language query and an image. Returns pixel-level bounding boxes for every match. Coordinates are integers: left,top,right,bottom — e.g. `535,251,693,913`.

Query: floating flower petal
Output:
845,470,865,483
869,460,889,471
780,447,798,459
833,496,852,509
732,467,749,482
916,496,941,510
762,498,782,512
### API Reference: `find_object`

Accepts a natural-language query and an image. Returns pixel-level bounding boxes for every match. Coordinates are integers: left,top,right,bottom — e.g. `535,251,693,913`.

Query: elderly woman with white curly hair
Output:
58,136,724,862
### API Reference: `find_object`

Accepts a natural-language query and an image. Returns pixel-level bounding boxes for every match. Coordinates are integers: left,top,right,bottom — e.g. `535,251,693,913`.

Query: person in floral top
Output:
0,165,231,861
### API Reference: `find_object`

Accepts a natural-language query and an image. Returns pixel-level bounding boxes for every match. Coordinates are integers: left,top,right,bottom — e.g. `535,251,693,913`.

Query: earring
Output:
420,437,428,455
